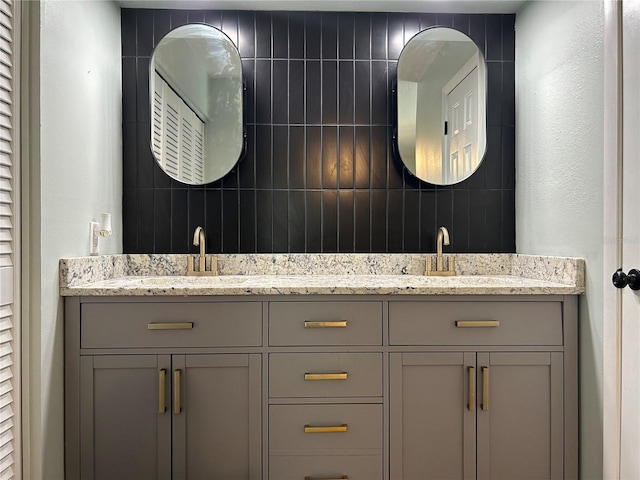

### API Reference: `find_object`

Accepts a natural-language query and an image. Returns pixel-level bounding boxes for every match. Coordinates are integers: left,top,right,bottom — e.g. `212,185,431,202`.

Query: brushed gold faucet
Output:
187,226,218,276
193,226,206,272
425,226,456,276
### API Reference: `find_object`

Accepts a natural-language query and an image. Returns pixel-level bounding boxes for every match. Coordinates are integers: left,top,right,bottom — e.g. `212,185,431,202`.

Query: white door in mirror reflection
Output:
396,26,487,185
443,64,479,185
153,72,205,184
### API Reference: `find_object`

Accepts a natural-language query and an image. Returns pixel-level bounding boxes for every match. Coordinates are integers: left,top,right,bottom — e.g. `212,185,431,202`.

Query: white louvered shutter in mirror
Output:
151,72,205,184
0,0,17,478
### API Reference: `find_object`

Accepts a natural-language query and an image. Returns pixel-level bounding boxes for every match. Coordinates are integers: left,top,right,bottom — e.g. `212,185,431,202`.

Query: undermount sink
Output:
119,274,556,289
126,275,250,287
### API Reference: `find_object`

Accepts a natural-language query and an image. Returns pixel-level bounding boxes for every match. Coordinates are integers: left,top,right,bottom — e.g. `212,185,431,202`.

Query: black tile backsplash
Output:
122,9,516,254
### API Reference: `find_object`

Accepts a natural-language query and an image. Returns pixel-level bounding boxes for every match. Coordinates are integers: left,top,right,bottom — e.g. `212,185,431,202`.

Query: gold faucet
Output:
425,226,456,276
187,226,218,276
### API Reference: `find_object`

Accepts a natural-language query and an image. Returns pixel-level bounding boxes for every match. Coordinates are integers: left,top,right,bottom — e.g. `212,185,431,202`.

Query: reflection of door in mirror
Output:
152,71,206,184
396,27,487,186
150,24,244,186
442,56,480,185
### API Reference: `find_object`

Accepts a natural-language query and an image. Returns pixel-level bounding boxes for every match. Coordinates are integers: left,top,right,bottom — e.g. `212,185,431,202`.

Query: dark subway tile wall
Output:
122,9,516,254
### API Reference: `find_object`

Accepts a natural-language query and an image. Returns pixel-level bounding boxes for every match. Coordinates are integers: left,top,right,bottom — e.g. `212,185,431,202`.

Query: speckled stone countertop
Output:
59,254,585,296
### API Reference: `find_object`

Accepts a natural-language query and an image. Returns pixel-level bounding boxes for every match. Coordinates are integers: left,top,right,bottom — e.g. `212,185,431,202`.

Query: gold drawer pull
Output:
304,477,348,480
468,366,475,411
148,322,194,330
174,369,182,415
304,372,348,381
304,320,348,328
482,366,489,411
455,320,500,328
158,369,167,414
304,424,348,433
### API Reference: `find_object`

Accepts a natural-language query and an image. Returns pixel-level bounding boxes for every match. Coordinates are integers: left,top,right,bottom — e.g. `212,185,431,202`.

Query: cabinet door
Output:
476,352,563,480
172,354,261,480
79,355,171,480
390,352,476,480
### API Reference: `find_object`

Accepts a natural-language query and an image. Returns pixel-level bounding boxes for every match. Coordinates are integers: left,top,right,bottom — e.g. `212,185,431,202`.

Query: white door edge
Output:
602,0,623,478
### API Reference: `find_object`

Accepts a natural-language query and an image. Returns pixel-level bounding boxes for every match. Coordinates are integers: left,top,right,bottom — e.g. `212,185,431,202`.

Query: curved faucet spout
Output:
193,226,206,272
437,226,450,258
193,226,204,246
436,226,450,271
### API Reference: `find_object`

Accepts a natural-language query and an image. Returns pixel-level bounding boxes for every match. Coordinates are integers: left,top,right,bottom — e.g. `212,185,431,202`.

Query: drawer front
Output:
269,404,382,452
269,353,382,398
81,302,262,348
269,455,382,480
269,302,382,346
389,301,563,346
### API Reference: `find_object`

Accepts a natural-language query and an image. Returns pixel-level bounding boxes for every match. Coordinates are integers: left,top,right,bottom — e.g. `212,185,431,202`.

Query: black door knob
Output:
612,268,640,290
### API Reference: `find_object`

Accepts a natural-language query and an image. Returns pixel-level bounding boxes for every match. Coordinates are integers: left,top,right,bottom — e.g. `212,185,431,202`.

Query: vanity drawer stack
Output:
268,301,384,480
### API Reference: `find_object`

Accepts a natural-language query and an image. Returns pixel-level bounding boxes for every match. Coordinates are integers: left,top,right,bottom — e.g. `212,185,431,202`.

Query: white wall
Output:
30,1,122,477
515,1,604,477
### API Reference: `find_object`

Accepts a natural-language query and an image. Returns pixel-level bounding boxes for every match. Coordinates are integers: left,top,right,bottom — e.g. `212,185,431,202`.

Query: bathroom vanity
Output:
61,254,583,480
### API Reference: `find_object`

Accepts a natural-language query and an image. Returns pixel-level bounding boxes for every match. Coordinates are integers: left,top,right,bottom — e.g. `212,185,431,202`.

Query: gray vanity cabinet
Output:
79,354,172,480
172,353,262,480
65,299,263,480
475,352,564,479
388,300,575,480
390,352,563,480
65,295,577,480
389,352,476,480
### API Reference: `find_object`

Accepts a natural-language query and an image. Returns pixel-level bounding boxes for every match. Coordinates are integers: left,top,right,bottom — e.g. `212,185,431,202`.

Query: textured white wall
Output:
32,1,122,477
516,1,604,477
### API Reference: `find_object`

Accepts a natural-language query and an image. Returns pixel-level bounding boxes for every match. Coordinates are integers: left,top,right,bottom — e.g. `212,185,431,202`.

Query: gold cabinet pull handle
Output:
468,366,475,411
148,322,194,330
158,369,167,414
174,369,182,415
304,320,347,328
304,372,348,381
482,366,489,411
304,424,348,433
455,320,500,328
304,477,349,480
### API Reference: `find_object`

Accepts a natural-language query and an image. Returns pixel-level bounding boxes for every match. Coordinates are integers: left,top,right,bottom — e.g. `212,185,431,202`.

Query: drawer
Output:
269,404,382,452
269,455,382,480
269,302,382,346
81,302,262,348
389,301,563,346
269,353,382,398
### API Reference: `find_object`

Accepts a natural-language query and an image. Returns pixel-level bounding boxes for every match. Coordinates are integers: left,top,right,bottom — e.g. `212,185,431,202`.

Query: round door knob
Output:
612,268,640,290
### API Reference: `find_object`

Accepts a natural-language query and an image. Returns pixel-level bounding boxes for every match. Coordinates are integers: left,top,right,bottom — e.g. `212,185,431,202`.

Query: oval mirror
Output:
396,27,487,185
150,24,244,185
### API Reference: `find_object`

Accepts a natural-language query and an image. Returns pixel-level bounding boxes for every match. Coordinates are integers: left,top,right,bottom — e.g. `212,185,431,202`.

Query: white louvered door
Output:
151,72,205,184
0,0,18,478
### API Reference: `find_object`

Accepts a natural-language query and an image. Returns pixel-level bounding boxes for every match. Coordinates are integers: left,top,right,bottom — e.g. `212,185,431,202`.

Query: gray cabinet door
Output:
476,352,563,480
79,354,172,480
390,352,476,480
172,354,261,480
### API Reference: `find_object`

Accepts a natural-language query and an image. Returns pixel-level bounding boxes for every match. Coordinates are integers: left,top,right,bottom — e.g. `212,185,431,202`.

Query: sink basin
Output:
124,275,249,287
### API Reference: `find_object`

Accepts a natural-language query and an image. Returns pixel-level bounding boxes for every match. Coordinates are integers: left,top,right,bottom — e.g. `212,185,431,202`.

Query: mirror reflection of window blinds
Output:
152,72,205,183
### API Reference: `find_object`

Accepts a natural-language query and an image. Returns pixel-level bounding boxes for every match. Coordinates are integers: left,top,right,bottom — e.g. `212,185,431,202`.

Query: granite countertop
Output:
59,254,585,296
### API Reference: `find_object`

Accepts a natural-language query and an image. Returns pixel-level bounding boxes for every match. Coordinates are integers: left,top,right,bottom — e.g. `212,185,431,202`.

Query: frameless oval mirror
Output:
150,24,244,185
396,27,487,185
